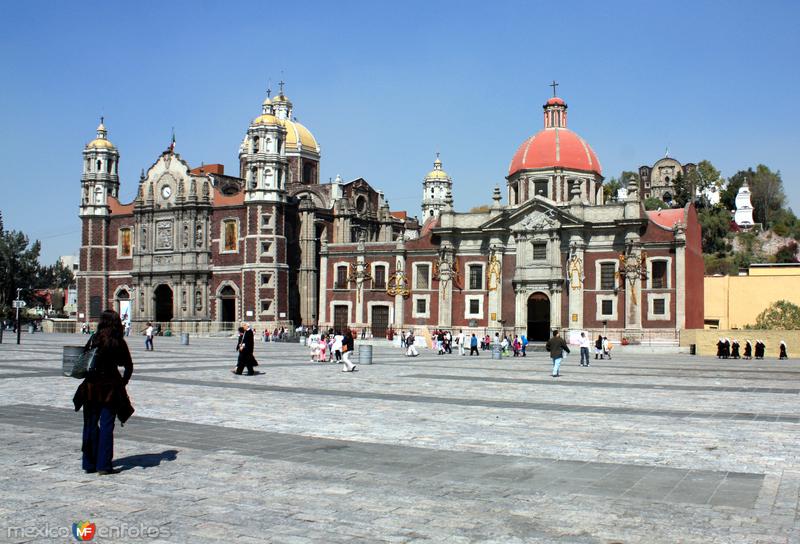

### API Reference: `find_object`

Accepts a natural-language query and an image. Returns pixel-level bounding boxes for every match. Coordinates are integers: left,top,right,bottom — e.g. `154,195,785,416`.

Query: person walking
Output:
779,341,788,359
545,329,570,378
457,330,466,356
579,332,591,366
406,331,419,357
595,335,604,359
73,310,134,475
332,332,344,362
731,339,740,359
144,322,154,351
341,329,356,372
743,340,753,360
521,334,528,357
602,336,613,359
233,322,258,375
469,333,479,356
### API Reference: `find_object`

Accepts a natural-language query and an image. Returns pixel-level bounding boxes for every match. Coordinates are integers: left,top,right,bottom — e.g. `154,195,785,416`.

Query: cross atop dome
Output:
543,90,568,129
550,80,559,97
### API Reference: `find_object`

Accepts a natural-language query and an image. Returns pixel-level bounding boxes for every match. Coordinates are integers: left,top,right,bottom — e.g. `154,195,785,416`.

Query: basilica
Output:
77,88,703,340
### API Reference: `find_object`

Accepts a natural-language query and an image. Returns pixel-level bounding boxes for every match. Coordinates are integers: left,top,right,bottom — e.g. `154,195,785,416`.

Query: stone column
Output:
298,198,318,326
393,239,406,329
514,285,526,336
674,224,687,330
487,240,503,332
318,239,329,326
551,284,562,331
623,236,643,331
437,243,454,328
567,236,585,330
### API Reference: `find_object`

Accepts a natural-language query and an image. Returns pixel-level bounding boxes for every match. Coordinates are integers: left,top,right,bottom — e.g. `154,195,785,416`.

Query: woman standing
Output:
73,310,134,475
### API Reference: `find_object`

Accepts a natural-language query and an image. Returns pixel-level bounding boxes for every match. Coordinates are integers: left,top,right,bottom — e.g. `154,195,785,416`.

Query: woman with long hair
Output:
73,309,134,475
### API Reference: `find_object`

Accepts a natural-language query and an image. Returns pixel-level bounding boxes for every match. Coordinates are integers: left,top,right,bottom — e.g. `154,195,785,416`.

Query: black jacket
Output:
73,335,134,424
545,336,570,358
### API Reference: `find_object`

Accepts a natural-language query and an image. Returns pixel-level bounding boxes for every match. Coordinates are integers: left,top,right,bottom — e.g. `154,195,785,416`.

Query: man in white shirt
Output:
457,330,466,356
144,322,154,351
579,331,591,366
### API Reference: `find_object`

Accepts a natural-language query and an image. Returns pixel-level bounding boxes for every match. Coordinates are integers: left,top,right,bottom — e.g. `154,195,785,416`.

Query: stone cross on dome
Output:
550,80,559,97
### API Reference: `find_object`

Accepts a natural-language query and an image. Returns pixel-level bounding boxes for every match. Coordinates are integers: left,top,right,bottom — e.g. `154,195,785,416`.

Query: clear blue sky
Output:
1,0,798,264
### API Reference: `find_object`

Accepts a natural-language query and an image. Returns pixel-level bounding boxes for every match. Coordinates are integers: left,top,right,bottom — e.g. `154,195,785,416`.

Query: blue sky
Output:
1,0,798,264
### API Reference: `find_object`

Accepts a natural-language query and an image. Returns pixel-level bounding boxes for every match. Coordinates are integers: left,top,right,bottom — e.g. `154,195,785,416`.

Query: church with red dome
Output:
321,92,704,342
78,84,703,342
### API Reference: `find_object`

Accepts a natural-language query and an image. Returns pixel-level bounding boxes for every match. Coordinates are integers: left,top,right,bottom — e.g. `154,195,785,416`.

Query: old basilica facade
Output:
78,89,703,339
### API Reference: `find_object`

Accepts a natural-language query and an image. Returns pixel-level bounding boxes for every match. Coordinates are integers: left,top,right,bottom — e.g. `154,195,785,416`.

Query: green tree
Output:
671,171,692,207
0,229,42,317
698,206,732,255
644,197,669,211
754,300,800,329
686,160,723,207
603,177,621,201
35,260,74,290
721,165,785,227
773,241,798,263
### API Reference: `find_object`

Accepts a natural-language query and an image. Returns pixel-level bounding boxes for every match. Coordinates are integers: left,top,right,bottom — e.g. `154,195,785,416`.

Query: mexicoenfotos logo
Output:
72,520,97,541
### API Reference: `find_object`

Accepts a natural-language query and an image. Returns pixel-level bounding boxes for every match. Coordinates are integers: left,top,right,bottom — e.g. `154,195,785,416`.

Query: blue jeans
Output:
82,404,116,472
145,336,153,350
551,356,562,376
580,347,590,365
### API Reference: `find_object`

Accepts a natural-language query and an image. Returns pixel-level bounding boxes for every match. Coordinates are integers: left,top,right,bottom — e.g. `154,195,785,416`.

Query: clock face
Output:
161,186,172,198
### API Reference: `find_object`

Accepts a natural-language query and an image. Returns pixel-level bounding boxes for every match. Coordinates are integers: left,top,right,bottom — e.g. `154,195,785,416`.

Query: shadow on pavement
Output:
114,449,179,471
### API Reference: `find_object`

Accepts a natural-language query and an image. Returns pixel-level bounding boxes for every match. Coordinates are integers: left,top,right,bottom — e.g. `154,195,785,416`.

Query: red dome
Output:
546,97,566,106
508,127,602,177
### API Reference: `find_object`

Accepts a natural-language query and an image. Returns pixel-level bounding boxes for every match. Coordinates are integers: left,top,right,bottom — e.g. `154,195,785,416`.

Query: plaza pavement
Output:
0,333,798,543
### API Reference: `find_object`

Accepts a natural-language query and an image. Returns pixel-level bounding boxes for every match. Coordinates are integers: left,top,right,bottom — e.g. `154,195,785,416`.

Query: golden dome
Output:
252,114,280,126
425,156,449,180
250,115,319,152
273,94,289,103
87,138,116,149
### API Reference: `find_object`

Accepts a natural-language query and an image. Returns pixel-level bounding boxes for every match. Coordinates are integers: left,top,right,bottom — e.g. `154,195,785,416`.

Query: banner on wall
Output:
119,300,131,326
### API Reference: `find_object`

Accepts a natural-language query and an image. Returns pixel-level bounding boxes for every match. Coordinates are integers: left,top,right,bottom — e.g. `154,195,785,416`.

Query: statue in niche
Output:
195,290,203,311
487,251,501,291
568,254,583,290
195,224,203,247
183,222,189,248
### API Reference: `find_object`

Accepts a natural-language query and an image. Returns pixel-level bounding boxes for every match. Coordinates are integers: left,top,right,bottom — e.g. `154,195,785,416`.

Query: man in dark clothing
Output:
545,329,570,378
469,333,479,356
234,323,258,375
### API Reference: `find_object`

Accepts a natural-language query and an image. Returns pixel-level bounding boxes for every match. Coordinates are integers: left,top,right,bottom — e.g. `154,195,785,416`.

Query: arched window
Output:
96,159,102,171
252,136,260,153
265,138,272,153
94,186,103,204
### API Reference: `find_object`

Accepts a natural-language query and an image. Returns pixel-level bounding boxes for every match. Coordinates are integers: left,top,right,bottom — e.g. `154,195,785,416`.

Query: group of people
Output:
306,329,358,372
716,338,788,360
262,327,289,342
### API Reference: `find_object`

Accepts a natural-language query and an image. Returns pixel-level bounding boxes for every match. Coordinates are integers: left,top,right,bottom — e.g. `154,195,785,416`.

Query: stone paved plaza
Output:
0,333,799,543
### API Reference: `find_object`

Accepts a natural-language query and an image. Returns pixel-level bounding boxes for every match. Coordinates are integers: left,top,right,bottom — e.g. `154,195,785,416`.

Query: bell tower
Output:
421,153,453,219
80,118,120,216
239,89,289,203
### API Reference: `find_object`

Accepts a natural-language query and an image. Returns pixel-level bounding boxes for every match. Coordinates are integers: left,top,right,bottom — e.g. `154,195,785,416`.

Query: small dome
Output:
86,119,115,150
252,114,281,126
546,96,566,106
425,156,450,181
87,138,116,149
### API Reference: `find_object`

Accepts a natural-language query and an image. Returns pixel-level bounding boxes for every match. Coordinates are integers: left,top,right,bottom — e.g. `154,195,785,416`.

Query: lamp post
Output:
16,287,22,345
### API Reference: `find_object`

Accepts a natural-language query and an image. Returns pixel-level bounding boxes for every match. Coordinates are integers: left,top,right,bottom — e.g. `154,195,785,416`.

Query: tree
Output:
721,165,785,227
35,260,74,290
773,241,799,263
603,177,621,201
754,300,800,329
671,171,692,207
0,228,42,317
644,197,669,211
686,160,723,207
698,206,732,255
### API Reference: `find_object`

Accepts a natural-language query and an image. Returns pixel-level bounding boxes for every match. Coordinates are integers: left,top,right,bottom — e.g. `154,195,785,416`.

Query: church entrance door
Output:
219,286,236,328
154,284,173,323
527,292,550,341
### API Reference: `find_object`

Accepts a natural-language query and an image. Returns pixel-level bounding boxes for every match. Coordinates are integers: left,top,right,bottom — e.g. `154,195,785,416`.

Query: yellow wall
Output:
681,329,795,357
705,269,800,329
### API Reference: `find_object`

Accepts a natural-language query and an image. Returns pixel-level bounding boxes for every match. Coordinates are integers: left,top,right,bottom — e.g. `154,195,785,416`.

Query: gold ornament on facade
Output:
568,254,583,290
386,268,410,297
347,261,372,303
487,251,501,291
618,250,648,305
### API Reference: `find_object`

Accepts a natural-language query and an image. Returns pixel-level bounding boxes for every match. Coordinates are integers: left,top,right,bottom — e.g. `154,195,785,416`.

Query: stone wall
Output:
680,329,797,358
